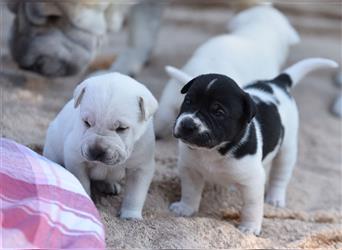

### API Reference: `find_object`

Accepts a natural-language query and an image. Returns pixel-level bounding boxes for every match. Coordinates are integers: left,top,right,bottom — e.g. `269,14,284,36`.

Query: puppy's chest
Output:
188,150,252,184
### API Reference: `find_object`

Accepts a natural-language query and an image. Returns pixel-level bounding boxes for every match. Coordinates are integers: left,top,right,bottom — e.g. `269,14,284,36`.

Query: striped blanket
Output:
0,138,106,248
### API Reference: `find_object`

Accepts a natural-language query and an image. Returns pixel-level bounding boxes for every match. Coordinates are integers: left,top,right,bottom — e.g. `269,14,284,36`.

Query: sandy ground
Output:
1,2,342,249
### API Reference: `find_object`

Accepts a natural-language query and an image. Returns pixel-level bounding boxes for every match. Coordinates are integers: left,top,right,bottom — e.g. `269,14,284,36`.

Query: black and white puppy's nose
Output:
175,117,198,138
88,146,107,161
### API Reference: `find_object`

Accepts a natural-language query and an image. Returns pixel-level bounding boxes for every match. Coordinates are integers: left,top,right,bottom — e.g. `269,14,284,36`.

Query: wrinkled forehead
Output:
81,84,140,124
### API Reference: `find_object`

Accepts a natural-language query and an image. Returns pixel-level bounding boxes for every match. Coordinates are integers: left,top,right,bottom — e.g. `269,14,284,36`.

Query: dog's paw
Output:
119,209,143,220
169,202,196,217
95,181,121,195
238,224,261,236
265,189,286,208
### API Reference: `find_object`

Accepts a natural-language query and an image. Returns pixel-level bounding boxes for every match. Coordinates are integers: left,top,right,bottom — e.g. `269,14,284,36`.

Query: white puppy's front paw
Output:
169,202,196,217
238,224,261,236
94,181,121,195
120,209,143,220
265,189,286,208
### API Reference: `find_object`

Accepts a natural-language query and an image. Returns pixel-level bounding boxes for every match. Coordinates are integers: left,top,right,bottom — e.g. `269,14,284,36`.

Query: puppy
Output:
169,58,337,234
43,73,158,219
154,5,300,138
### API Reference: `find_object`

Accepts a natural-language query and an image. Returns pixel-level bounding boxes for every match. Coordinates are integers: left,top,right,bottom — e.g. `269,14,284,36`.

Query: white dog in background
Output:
43,73,158,219
154,5,300,138
7,1,164,77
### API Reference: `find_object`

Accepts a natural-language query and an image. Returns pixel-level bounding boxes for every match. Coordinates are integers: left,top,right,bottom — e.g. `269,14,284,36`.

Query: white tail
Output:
284,58,338,87
165,66,193,86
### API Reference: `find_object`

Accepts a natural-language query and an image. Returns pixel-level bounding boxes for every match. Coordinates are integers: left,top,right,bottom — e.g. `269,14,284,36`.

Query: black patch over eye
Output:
116,126,128,133
211,103,226,117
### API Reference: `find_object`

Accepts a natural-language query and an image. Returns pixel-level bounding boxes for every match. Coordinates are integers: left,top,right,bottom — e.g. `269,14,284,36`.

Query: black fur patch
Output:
272,73,292,88
218,123,257,157
254,101,284,160
245,81,274,94
233,122,257,158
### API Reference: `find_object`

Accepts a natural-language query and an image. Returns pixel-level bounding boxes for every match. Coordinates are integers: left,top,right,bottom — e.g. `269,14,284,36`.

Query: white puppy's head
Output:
73,73,158,166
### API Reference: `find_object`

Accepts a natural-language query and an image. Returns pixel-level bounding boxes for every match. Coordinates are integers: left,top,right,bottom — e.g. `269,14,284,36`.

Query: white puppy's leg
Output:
65,156,91,196
266,141,297,207
120,161,155,219
238,167,265,235
110,2,164,76
170,166,205,216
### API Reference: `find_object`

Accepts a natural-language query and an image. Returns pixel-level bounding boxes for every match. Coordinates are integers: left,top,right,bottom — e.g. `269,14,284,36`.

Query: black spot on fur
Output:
272,73,292,88
245,81,274,94
233,122,257,158
217,123,257,157
254,101,284,160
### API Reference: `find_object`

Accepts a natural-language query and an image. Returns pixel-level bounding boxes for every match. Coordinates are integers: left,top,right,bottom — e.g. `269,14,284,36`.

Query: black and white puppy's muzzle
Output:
173,113,214,148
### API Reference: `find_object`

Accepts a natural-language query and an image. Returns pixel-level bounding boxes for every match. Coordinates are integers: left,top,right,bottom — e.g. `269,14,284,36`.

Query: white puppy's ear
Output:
73,80,88,108
165,66,192,86
138,91,158,121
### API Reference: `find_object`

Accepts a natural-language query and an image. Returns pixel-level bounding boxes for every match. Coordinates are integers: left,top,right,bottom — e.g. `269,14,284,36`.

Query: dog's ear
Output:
243,93,256,123
73,80,88,108
180,78,196,94
138,89,159,121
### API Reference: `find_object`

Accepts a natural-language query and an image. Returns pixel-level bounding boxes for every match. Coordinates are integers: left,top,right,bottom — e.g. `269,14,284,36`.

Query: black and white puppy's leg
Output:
266,132,298,207
238,166,265,235
170,165,205,216
120,161,155,219
111,1,164,76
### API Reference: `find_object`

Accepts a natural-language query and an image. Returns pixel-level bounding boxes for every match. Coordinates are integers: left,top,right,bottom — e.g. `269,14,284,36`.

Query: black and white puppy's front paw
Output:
238,223,261,236
265,188,286,208
169,201,197,217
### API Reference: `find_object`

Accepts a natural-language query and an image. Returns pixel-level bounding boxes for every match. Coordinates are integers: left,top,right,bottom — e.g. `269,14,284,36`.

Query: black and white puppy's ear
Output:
243,93,256,123
181,78,196,94
138,89,159,121
73,80,88,108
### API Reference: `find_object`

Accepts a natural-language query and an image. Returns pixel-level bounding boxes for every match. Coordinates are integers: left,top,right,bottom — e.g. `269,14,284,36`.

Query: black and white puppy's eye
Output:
211,103,226,117
84,120,91,128
116,126,129,133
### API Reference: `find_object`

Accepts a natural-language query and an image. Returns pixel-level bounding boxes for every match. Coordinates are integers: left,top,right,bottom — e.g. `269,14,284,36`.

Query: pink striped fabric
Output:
0,138,106,249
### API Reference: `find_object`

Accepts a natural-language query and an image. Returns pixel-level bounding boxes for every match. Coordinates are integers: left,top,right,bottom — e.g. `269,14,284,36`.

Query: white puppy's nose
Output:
88,146,107,161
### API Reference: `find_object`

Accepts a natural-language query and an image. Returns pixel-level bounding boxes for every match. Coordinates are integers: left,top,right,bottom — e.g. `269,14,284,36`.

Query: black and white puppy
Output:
169,58,337,235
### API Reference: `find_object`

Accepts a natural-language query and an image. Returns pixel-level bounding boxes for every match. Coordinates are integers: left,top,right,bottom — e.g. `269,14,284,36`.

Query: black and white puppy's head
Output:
173,74,256,149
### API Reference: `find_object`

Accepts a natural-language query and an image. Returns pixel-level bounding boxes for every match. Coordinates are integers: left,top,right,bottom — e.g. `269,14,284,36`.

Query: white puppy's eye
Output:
116,126,129,133
84,120,91,128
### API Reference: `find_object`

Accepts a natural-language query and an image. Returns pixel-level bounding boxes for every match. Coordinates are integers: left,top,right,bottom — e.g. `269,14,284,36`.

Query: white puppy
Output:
43,73,158,219
169,58,337,234
154,5,300,138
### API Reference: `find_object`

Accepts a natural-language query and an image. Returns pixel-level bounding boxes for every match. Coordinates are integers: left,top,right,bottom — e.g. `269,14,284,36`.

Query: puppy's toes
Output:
265,191,286,208
238,224,261,236
95,181,121,195
119,209,143,220
169,202,196,217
